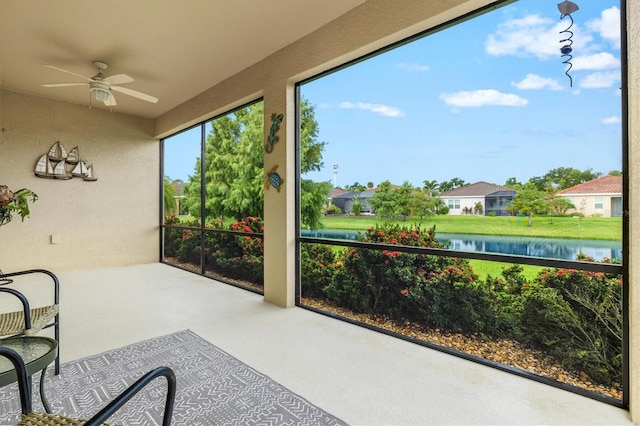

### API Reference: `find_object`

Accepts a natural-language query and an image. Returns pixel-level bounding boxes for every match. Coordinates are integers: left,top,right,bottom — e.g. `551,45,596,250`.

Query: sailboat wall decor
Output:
34,142,98,182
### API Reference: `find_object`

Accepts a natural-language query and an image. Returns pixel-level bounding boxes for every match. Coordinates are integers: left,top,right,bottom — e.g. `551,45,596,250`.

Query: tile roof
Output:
333,190,375,199
439,181,513,197
330,188,347,198
556,175,622,195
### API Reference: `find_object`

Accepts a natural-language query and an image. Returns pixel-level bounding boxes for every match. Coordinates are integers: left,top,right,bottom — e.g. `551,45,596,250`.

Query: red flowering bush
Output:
300,243,338,299
176,229,201,264
324,223,497,332
206,216,264,283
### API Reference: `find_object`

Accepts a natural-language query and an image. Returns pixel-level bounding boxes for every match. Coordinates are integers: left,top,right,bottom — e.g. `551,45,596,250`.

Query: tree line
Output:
163,98,621,227
338,166,621,219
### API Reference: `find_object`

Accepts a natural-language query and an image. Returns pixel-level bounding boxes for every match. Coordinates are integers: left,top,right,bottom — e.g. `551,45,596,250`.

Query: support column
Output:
627,0,639,420
262,84,296,307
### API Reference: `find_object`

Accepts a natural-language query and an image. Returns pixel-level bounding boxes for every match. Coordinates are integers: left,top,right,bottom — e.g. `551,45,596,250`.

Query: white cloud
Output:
485,14,592,59
512,73,562,91
602,116,621,124
338,101,405,117
396,62,429,72
439,90,528,107
586,7,621,49
579,71,620,89
571,52,620,71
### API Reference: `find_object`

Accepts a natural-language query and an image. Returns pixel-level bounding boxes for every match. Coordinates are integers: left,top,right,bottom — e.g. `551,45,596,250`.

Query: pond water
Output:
300,229,622,262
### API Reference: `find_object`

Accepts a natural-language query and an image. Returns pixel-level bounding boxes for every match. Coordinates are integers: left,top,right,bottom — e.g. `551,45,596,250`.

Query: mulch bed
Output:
301,297,622,400
163,259,622,400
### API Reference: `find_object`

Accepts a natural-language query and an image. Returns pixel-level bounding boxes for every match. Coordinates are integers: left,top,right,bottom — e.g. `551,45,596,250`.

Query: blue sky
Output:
165,0,622,189
302,0,622,188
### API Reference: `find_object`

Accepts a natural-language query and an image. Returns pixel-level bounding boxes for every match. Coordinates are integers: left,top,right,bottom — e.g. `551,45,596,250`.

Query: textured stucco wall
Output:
0,91,157,271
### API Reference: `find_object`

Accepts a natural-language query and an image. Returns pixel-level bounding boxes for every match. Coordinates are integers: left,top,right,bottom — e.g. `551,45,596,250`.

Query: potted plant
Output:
0,185,38,227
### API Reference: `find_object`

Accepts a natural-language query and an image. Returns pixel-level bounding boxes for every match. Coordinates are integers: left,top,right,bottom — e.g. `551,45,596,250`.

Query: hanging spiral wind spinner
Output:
558,1,579,87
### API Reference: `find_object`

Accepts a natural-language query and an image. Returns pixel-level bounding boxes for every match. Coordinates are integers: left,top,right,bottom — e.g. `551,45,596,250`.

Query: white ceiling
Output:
1,0,365,119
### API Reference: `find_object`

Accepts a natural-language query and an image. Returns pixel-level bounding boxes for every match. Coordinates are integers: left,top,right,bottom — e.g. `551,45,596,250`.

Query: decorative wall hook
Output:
264,113,283,153
558,1,579,87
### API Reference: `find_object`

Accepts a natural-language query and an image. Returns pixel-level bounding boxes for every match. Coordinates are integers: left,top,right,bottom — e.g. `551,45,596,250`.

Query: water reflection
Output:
301,230,622,261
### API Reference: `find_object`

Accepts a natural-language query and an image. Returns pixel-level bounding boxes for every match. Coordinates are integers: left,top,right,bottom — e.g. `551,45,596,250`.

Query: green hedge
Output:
302,223,622,387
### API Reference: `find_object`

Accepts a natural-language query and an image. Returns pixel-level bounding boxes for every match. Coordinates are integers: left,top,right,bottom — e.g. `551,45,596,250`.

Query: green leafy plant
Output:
521,262,622,385
300,243,337,299
0,185,38,227
324,223,496,331
206,216,264,283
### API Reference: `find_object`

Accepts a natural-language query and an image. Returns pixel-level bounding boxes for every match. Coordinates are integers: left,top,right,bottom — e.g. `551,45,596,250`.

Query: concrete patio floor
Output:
12,263,633,425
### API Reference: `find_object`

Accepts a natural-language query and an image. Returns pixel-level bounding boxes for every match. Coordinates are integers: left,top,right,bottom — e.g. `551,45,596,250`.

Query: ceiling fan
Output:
42,61,158,107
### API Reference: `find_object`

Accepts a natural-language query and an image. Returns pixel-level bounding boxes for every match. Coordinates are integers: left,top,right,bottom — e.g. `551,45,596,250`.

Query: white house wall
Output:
442,196,484,215
0,91,157,271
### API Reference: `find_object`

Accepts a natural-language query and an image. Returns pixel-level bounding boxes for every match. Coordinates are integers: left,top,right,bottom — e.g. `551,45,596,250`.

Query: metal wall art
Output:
264,112,284,192
265,165,283,192
264,113,283,153
34,142,97,181
558,1,579,87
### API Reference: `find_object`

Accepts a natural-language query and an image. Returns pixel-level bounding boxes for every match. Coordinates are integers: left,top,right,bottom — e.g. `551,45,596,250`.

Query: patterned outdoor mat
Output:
0,330,347,425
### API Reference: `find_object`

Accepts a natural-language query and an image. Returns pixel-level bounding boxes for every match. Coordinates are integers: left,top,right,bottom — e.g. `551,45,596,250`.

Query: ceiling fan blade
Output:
42,64,93,82
104,74,134,85
104,92,117,106
111,85,158,103
42,82,88,88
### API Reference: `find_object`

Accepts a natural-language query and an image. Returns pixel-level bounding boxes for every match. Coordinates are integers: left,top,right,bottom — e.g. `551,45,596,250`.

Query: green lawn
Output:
320,214,621,241
469,259,544,280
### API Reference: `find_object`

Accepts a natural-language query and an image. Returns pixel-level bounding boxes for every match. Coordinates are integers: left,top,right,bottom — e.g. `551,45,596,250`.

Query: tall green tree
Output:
193,105,264,220
397,181,415,220
439,178,466,193
299,99,331,228
547,196,575,215
422,179,439,196
505,182,549,222
528,167,603,192
369,180,401,220
163,176,178,216
504,177,521,189
182,99,329,228
543,167,602,190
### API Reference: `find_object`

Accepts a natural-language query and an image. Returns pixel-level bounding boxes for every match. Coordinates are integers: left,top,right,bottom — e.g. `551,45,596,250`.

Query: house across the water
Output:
439,181,515,216
556,175,623,217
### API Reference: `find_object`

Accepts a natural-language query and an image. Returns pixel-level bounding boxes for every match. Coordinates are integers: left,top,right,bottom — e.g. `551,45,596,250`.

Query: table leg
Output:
39,366,52,413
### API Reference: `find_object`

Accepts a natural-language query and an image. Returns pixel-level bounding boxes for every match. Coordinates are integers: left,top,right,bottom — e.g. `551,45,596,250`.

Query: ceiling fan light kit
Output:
42,61,158,110
89,82,111,102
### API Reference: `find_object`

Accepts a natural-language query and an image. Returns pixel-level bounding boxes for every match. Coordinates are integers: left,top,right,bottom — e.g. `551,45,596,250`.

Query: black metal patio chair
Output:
0,269,60,374
0,346,176,426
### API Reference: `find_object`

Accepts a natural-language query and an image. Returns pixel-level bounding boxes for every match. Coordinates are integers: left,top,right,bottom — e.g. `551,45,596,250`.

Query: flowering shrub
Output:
163,217,181,258
521,260,622,385
324,223,498,332
300,243,337,298
405,262,500,333
205,216,264,283
163,216,201,263
176,228,201,264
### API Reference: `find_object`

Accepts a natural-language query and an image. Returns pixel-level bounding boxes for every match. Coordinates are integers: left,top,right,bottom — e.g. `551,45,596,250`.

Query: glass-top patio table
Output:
0,336,58,413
